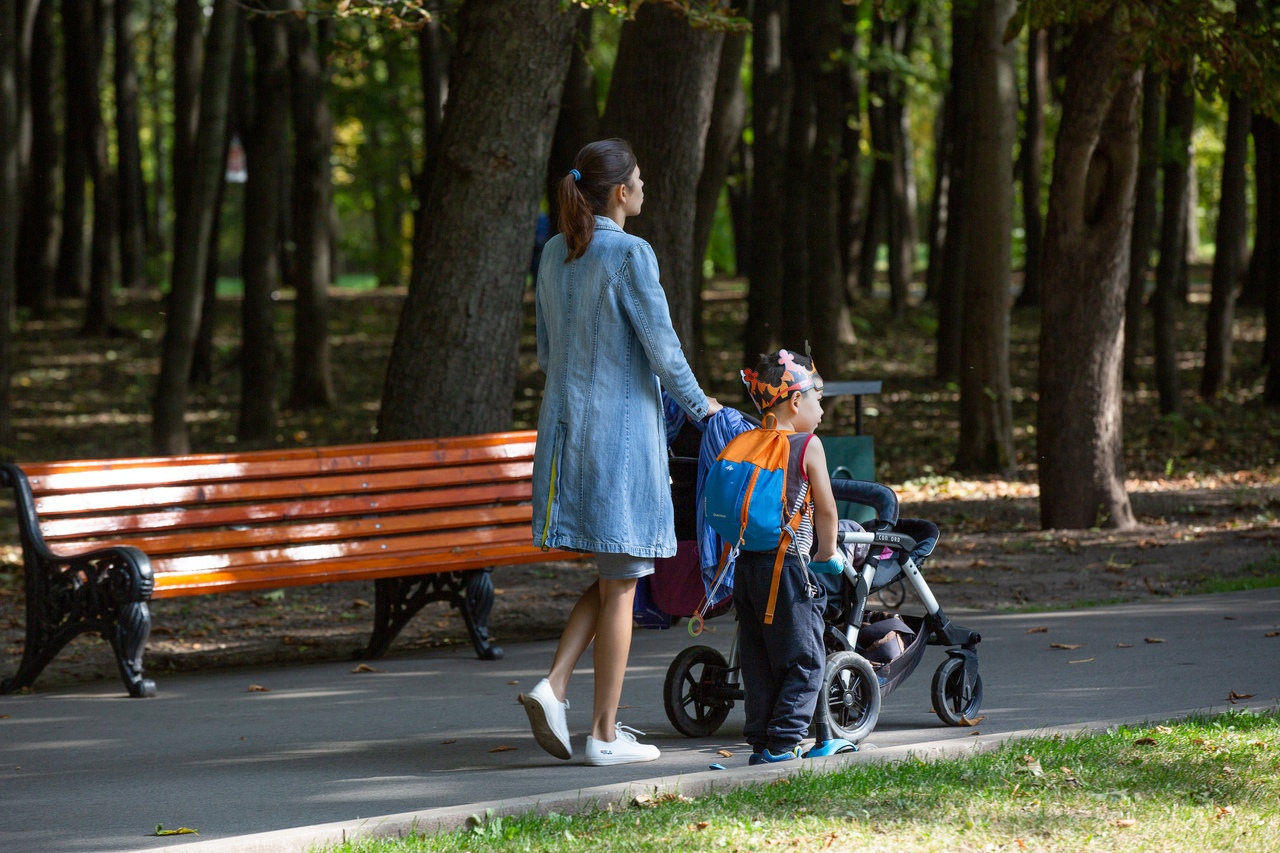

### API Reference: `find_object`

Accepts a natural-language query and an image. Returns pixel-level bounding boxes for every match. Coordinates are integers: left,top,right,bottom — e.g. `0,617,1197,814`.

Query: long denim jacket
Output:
531,216,709,558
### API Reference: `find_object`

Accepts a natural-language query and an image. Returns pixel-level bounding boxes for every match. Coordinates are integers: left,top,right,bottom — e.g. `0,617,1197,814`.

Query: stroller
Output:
654,422,984,749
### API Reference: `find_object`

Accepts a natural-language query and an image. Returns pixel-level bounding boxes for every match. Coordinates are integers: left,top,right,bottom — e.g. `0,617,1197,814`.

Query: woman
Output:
524,138,721,766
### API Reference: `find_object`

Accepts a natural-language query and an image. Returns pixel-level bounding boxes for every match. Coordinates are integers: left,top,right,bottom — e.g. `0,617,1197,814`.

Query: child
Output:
734,349,844,764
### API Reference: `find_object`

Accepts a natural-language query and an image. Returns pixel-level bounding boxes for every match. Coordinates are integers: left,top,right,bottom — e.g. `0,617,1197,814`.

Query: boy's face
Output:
792,376,824,432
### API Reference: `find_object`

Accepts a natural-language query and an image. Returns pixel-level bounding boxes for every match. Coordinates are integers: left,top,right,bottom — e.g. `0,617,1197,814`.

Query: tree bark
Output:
690,28,746,368
409,15,445,267
546,7,597,237
55,0,89,299
1151,66,1194,417
744,0,791,365
15,0,58,317
377,0,577,440
1123,70,1161,382
113,0,147,290
955,0,1017,475
152,0,238,455
171,0,203,284
287,8,335,409
779,5,813,347
81,0,117,338
1241,112,1272,309
600,3,723,351
1014,28,1047,308
237,8,289,444
933,6,975,380
1037,12,1140,530
0,0,18,449
145,0,166,253
923,81,953,307
1200,92,1251,399
1261,116,1280,404
838,0,863,298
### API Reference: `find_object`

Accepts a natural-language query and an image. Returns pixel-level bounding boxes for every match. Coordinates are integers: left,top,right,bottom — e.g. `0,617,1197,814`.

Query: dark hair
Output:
558,138,638,262
754,349,819,410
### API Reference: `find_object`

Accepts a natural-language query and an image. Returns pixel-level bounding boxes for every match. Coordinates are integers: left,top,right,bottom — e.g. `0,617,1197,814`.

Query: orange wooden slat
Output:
37,481,533,540
49,504,534,558
24,435,539,495
31,460,534,516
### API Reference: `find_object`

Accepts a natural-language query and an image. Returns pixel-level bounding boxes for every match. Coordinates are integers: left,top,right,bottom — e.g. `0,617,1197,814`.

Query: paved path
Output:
2,589,1278,853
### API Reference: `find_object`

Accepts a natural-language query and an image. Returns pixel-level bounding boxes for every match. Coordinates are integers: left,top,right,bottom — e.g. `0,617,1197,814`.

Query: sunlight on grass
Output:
315,710,1280,853
1190,554,1280,595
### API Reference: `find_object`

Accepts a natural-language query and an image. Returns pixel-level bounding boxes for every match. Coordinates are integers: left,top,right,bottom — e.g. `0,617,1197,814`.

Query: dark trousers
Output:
733,549,826,753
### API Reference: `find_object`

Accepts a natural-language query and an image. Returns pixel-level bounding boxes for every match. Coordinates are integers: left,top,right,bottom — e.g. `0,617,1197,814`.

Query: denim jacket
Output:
531,216,709,558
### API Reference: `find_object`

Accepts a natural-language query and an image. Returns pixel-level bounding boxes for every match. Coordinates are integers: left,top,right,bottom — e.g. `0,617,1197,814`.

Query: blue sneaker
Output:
748,746,803,766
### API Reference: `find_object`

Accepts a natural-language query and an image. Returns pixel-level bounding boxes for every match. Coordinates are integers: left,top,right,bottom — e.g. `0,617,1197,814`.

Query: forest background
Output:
0,0,1278,533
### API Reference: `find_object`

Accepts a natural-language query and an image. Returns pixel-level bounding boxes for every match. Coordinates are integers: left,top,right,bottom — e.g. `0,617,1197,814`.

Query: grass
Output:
313,709,1280,853
1189,553,1280,596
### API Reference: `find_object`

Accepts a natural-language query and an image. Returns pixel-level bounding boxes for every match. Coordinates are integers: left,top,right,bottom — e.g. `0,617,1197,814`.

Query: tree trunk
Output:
237,8,288,444
933,5,975,380
546,7,597,237
955,0,1017,475
378,0,577,441
287,8,335,409
113,0,147,290
146,0,166,253
838,0,863,298
1014,28,1047,308
1200,92,1252,399
1037,13,1140,530
409,15,445,266
0,0,18,449
779,6,812,347
691,28,746,369
15,0,58,317
152,0,238,455
1123,70,1161,382
1241,112,1272,309
55,0,89,299
82,0,117,338
744,0,791,366
923,84,953,307
1151,66,1194,417
600,3,723,351
171,0,203,283
1261,116,1280,404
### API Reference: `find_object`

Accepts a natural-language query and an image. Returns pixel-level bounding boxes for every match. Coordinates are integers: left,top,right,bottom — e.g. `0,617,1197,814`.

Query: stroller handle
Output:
837,528,917,553
828,478,899,527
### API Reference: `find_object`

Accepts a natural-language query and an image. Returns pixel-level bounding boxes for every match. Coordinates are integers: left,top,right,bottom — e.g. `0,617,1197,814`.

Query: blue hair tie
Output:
569,169,581,182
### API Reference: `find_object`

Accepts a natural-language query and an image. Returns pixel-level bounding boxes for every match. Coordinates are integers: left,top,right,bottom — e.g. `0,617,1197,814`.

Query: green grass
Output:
214,273,381,296
315,709,1280,853
1189,553,1280,596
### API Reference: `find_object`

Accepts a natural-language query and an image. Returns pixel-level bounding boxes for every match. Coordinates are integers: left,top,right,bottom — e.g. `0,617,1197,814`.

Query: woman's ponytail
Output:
558,138,638,262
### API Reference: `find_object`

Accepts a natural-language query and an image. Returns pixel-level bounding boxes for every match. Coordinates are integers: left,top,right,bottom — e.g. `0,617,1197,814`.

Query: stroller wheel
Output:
874,579,907,609
664,645,734,738
931,656,985,726
818,651,881,744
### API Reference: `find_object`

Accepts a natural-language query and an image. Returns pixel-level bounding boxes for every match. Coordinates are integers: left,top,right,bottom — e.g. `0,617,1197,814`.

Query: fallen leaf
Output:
1144,637,1165,644
153,825,199,836
634,792,691,808
507,680,519,685
1133,737,1157,746
247,684,270,692
351,663,382,673
618,704,631,709
1228,691,1254,702
1155,725,1173,734
717,749,733,758
1069,658,1095,664
1116,643,1133,648
1050,642,1083,650
352,599,371,608
958,715,985,726
488,745,517,753
1025,626,1048,634
1265,632,1279,638
1112,818,1137,828
0,715,9,719
691,821,710,830
1215,805,1235,819
440,739,456,745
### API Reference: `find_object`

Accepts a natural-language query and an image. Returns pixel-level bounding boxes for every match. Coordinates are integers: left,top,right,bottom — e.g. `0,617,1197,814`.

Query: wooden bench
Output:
0,431,585,698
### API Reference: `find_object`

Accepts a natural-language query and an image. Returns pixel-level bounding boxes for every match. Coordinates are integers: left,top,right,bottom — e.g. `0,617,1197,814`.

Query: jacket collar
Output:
593,215,626,233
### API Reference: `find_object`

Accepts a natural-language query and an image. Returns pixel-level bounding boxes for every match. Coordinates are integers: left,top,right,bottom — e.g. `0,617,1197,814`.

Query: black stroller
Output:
658,429,984,748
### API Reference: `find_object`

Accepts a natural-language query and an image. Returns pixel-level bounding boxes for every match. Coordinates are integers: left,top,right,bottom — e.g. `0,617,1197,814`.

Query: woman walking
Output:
524,138,721,766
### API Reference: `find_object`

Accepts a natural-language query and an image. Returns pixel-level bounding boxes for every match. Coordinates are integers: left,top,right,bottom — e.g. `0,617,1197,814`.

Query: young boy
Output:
735,349,844,764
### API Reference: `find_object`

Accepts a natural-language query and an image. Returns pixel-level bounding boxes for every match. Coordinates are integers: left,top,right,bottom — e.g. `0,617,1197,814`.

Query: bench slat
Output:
37,481,533,541
31,461,535,516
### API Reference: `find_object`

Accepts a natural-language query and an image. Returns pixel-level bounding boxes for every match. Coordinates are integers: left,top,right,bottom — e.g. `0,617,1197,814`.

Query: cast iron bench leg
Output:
361,569,503,661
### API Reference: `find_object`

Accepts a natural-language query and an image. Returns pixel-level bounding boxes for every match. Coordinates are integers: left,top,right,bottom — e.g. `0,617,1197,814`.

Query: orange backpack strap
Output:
762,490,811,625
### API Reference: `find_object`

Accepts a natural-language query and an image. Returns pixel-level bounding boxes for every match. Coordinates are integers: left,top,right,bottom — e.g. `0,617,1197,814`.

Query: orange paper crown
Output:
741,349,819,412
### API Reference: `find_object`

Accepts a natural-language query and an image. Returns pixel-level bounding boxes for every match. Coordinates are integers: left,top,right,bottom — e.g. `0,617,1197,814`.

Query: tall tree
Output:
1122,70,1161,383
837,1,864,298
114,0,147,290
1200,91,1252,399
779,0,813,346
81,0,118,337
546,8,598,238
600,3,724,350
15,0,58,317
1241,112,1273,309
377,0,578,440
55,0,90,299
1151,66,1195,417
1036,10,1140,530
1014,28,1047,308
955,0,1017,474
237,7,290,444
171,0,204,284
1261,115,1280,405
287,8,336,408
152,0,238,454
744,0,791,365
0,0,17,450
410,14,446,251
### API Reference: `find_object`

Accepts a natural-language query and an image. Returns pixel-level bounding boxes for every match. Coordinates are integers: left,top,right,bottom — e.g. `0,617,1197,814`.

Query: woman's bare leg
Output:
545,579,601,702
590,577,637,740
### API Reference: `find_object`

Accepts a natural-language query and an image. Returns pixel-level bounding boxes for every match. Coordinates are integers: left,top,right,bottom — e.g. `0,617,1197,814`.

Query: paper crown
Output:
741,349,819,412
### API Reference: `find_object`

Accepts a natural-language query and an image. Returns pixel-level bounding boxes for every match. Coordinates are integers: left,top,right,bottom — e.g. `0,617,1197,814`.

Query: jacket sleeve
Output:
618,242,709,421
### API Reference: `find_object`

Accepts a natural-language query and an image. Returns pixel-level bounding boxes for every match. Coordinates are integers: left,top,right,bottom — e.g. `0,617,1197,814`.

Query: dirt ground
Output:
4,482,1276,694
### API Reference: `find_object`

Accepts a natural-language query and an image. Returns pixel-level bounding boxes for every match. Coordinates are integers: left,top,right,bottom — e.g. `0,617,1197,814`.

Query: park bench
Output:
0,431,586,698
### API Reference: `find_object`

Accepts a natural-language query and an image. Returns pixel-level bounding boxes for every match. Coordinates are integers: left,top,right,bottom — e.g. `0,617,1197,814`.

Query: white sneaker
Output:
523,678,572,760
585,723,660,766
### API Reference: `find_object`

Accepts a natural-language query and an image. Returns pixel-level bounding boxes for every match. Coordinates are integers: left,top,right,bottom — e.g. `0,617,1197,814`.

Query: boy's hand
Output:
810,555,845,575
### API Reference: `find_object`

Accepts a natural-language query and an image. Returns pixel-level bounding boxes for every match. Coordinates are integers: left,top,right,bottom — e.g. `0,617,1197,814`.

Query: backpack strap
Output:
763,488,812,625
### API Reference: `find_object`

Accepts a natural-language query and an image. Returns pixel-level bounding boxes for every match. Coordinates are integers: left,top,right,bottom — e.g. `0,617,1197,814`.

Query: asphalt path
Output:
2,589,1278,853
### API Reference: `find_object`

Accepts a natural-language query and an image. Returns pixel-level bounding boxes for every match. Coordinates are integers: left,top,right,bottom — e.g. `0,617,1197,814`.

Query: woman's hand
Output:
705,396,724,416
